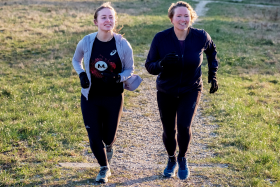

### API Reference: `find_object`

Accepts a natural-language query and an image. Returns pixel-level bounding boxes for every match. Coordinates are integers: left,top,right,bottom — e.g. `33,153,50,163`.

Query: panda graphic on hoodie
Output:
89,37,123,97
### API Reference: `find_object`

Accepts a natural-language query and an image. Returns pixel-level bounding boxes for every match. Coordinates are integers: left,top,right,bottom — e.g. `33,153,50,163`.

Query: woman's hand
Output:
79,72,90,88
101,71,121,83
208,72,218,93
209,79,218,93
159,52,180,69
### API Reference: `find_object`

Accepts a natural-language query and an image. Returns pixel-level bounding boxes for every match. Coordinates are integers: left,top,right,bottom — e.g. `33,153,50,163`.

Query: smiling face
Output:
171,7,191,32
94,8,116,32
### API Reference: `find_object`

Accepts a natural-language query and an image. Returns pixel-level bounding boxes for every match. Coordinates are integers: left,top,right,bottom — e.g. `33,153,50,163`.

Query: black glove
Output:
159,52,180,69
79,72,89,88
101,71,121,83
208,72,218,94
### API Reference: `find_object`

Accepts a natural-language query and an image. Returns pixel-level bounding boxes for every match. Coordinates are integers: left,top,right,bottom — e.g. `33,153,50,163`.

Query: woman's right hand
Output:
159,52,180,69
79,72,90,88
208,72,218,93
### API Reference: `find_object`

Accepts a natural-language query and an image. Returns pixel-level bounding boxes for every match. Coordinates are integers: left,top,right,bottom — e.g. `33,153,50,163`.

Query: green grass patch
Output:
2,0,279,186
200,2,280,186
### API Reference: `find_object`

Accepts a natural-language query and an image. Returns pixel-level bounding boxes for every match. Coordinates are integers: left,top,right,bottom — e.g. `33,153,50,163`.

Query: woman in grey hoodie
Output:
72,2,140,183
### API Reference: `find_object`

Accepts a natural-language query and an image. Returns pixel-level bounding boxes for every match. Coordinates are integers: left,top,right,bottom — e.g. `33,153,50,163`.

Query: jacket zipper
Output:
178,54,183,96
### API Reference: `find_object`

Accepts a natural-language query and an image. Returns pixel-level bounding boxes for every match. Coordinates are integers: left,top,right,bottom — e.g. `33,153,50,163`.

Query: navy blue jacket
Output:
145,27,218,96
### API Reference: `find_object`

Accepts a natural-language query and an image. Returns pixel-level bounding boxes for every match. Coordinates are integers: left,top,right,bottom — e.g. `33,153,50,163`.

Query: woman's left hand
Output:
209,79,218,93
101,71,121,83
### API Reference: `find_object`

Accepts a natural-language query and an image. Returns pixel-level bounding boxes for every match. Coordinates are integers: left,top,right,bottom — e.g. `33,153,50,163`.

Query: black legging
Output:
157,89,201,158
81,94,123,166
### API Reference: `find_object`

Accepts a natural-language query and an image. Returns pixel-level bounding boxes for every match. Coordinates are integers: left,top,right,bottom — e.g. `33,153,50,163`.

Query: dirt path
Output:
193,0,279,17
194,0,278,20
194,1,212,18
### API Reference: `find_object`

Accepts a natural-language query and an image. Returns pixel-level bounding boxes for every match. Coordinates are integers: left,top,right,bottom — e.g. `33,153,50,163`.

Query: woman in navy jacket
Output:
145,1,218,180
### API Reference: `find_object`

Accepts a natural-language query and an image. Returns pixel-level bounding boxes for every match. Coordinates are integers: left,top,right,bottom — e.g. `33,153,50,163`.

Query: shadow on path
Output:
117,175,165,186
72,175,165,186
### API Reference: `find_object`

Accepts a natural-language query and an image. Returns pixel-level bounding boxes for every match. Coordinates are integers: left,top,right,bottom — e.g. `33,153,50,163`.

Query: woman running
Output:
145,1,219,180
72,2,138,183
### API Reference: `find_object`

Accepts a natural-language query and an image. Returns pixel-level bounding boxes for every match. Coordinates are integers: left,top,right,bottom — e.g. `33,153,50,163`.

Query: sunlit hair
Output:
93,2,122,33
168,1,198,25
94,2,117,26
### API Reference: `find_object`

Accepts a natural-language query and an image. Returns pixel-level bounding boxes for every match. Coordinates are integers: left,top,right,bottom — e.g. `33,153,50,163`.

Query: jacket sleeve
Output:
145,34,163,75
204,32,219,75
72,39,85,75
119,39,134,82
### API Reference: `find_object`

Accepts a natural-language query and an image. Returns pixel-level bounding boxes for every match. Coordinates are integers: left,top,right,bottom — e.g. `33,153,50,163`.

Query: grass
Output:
199,1,280,186
1,0,280,186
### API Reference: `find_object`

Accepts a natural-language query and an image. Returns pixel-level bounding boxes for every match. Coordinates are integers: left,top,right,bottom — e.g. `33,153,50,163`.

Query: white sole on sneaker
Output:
163,172,176,178
96,172,111,183
163,165,177,178
95,166,111,183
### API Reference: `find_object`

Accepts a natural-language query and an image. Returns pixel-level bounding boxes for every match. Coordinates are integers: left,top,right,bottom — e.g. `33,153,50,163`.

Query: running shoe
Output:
177,156,190,180
106,145,114,163
163,158,177,178
96,166,111,183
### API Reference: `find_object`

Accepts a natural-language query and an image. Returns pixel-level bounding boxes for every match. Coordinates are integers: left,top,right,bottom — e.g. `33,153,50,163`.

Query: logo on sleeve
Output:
95,61,108,71
110,50,117,56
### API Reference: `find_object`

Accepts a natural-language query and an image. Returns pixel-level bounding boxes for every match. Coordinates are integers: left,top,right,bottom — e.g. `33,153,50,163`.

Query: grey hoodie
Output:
72,32,135,100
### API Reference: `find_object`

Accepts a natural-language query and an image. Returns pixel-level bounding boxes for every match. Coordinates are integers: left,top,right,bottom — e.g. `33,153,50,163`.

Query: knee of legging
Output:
88,136,103,145
163,130,176,139
160,115,175,123
177,125,191,134
89,140,105,149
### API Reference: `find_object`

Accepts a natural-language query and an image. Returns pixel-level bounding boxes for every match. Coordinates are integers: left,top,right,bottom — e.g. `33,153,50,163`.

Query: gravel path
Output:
194,1,212,18
193,0,279,13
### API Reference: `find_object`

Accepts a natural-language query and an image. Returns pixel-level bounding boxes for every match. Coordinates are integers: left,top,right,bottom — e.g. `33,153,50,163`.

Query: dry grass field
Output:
0,0,280,186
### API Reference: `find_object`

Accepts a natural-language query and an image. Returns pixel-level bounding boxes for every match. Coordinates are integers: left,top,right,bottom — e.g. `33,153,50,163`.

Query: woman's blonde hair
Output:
94,2,121,32
168,1,198,25
94,2,116,21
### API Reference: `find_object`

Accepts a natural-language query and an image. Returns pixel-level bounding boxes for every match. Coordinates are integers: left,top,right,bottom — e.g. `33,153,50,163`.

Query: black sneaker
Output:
96,166,111,183
177,156,190,180
163,158,177,178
